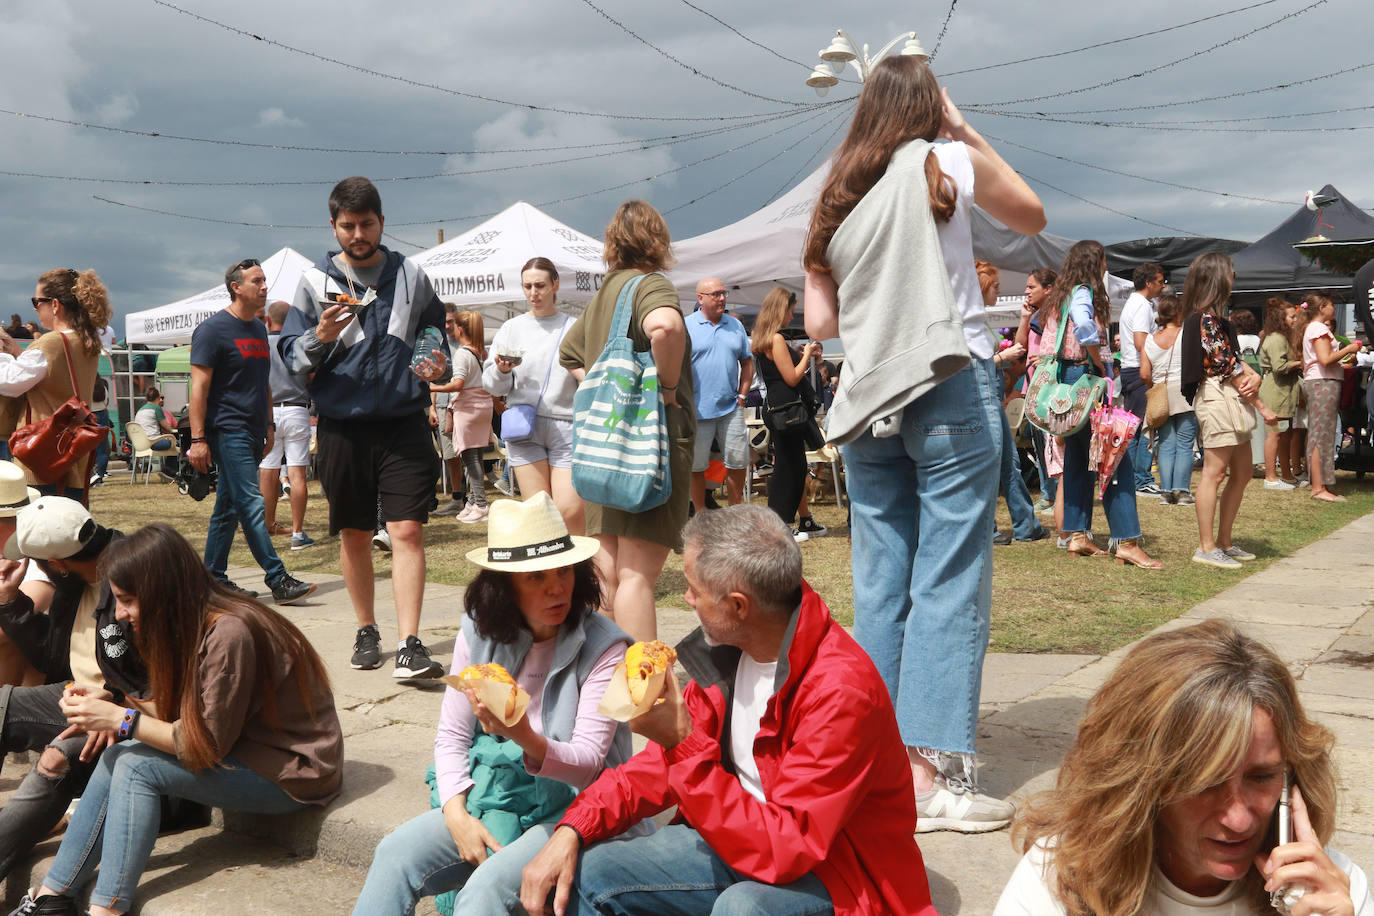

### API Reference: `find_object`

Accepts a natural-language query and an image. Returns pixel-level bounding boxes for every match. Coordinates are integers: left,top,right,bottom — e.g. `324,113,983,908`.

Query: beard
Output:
341,238,380,262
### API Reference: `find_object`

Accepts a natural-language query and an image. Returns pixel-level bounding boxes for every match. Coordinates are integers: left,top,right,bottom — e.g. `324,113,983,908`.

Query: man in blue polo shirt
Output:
188,259,314,604
688,278,754,513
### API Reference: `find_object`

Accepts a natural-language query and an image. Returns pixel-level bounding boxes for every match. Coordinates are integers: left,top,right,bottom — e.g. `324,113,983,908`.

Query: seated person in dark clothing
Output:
0,497,144,883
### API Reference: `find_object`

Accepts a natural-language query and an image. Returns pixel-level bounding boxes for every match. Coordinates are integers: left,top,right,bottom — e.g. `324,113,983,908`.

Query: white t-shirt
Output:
932,142,993,361
994,842,1373,915
1119,292,1157,370
729,654,778,803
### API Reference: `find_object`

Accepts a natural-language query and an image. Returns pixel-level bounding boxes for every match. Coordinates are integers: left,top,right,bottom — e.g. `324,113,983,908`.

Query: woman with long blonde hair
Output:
751,287,822,536
803,54,1045,831
1179,252,1278,568
998,619,1369,915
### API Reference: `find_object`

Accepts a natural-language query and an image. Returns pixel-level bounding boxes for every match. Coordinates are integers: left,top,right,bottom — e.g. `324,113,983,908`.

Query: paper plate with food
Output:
441,663,530,727
597,640,677,722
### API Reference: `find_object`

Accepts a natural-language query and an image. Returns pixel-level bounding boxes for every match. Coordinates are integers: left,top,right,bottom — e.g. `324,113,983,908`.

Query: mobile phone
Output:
1270,771,1307,914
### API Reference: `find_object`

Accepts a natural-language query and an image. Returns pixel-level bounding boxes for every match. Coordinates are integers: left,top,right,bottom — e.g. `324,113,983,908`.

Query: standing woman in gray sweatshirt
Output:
803,56,1044,833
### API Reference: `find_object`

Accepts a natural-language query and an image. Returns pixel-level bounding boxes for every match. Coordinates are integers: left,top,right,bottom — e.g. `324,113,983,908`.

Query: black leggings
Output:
460,447,487,507
768,427,808,525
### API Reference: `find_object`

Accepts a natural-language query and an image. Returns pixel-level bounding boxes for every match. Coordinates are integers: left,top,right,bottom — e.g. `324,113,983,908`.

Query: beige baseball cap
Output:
3,497,97,562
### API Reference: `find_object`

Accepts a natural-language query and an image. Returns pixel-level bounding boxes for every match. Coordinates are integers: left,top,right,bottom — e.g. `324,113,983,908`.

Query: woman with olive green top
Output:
1257,298,1301,487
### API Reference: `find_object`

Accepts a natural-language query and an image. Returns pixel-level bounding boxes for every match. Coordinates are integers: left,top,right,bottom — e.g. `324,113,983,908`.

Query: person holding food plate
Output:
353,493,643,915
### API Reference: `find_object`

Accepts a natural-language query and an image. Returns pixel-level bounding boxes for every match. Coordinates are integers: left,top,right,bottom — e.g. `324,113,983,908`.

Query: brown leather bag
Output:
8,334,104,484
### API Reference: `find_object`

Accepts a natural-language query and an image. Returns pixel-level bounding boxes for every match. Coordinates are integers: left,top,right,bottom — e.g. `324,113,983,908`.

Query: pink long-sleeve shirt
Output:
433,629,623,809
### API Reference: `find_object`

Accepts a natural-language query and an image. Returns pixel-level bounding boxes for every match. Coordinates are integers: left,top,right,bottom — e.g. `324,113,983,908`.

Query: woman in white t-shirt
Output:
1140,293,1197,505
1296,294,1362,503
482,257,582,533
996,619,1373,916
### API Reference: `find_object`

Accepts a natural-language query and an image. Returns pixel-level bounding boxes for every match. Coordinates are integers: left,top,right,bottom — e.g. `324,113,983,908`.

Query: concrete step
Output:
0,820,439,915
0,569,705,912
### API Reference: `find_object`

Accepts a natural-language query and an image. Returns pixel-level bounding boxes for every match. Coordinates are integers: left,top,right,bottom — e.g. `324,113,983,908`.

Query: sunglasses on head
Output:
233,258,261,271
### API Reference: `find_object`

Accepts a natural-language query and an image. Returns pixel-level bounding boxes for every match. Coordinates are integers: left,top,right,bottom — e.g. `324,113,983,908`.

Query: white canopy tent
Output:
124,246,314,345
668,161,1132,324
414,202,609,327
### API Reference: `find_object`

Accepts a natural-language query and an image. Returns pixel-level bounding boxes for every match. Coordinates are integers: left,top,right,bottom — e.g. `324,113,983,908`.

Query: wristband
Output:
118,707,141,741
660,384,677,393
190,436,207,444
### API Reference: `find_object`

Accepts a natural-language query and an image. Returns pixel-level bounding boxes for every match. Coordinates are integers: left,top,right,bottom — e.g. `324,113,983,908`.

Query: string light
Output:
931,0,961,59
940,0,1283,76
675,0,814,71
0,107,827,188
971,107,1374,133
1018,172,1202,237
763,112,849,205
965,59,1374,117
984,133,1293,205
576,0,802,105
973,0,1327,108
146,0,808,122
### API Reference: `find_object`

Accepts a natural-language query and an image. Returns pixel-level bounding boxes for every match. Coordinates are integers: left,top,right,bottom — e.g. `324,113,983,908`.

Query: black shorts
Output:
316,412,440,535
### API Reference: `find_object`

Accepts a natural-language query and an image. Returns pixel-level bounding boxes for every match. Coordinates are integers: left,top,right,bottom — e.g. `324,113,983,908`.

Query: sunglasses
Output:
31,297,56,309
233,258,261,270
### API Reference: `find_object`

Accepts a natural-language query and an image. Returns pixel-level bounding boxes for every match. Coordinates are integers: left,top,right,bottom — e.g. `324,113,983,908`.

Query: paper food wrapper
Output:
440,674,530,728
597,660,668,723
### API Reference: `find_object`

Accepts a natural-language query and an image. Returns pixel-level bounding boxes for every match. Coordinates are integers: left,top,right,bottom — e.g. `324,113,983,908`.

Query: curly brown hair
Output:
463,560,603,644
603,200,674,273
37,268,110,356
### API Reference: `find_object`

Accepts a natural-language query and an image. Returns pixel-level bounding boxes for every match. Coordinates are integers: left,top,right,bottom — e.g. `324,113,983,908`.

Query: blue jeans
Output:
1156,412,1199,493
573,823,832,915
1059,365,1142,539
353,809,557,915
993,364,1043,540
1120,367,1156,489
841,361,999,755
204,428,287,586
43,742,306,912
93,409,110,477
1029,425,1053,503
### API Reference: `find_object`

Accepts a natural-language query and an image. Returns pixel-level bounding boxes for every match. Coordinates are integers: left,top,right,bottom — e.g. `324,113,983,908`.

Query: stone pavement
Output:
3,513,1373,913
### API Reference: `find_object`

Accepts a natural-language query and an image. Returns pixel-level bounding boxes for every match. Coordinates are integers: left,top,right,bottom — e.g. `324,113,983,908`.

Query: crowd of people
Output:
0,53,1369,916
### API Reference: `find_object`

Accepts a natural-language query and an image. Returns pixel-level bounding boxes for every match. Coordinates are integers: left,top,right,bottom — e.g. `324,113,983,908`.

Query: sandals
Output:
1311,492,1348,503
1065,533,1108,558
1114,538,1163,569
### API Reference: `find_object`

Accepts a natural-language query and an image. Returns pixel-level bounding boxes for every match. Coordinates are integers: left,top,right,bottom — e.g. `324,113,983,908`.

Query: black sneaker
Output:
394,635,443,679
218,579,259,599
8,892,82,916
351,625,383,670
796,516,827,538
269,574,316,605
992,530,1013,546
1136,482,1162,496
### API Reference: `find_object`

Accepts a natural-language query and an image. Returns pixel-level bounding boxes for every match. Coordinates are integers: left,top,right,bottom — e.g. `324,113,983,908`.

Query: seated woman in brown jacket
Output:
16,523,343,916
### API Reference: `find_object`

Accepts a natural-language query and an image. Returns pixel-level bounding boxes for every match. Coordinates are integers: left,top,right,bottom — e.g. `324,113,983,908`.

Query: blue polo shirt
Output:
687,309,752,421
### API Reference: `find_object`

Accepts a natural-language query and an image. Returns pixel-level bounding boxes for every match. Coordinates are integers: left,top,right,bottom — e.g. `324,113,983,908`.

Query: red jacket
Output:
560,584,936,915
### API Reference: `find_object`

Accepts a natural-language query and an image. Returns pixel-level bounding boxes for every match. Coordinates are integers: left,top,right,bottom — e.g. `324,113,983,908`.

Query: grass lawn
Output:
89,465,1374,656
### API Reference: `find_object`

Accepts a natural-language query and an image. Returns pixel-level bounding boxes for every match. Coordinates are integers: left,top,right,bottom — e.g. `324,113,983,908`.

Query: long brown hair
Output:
749,287,796,357
1014,619,1336,916
1261,297,1293,338
101,524,331,771
37,268,110,357
1289,293,1332,358
1045,241,1109,327
803,56,955,274
1180,251,1235,318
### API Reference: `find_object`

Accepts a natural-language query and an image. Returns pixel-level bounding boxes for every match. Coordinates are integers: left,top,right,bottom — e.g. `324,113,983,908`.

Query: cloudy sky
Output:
2,0,1369,334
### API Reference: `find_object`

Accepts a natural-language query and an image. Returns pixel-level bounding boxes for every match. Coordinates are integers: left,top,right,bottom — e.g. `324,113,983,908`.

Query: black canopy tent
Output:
1106,236,1248,282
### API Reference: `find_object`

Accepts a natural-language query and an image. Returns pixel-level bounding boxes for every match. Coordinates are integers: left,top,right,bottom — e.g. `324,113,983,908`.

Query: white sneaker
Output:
1263,479,1295,491
459,504,489,524
1192,547,1242,569
914,775,1014,833
1221,544,1256,561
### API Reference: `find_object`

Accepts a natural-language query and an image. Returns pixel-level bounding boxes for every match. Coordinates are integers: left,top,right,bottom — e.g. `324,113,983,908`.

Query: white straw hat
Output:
465,492,599,572
0,461,40,519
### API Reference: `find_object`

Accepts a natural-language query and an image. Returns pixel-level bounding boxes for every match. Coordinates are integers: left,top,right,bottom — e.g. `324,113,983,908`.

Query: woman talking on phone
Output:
996,618,1372,915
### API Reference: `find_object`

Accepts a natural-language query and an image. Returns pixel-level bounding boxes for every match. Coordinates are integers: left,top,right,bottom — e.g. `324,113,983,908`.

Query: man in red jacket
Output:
521,504,936,916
